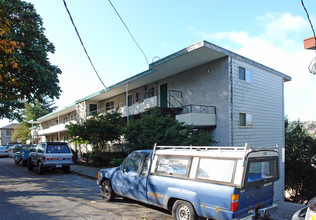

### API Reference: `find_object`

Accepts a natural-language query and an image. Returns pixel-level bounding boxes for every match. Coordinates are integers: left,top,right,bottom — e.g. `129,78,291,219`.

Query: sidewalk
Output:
70,164,305,220
70,164,100,179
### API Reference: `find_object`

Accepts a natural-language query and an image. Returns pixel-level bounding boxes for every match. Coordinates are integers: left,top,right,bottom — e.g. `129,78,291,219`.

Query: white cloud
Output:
193,12,316,121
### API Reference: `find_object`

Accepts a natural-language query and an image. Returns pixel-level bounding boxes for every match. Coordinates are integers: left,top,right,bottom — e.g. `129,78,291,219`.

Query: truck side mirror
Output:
120,164,125,171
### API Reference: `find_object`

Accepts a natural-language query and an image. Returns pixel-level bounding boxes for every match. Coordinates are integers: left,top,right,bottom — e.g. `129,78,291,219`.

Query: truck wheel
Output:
172,200,197,220
101,180,115,202
63,166,70,173
37,162,44,175
28,160,34,171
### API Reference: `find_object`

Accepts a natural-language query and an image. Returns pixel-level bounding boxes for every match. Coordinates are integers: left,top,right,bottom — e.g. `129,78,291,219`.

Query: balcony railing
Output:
88,89,159,117
181,105,216,115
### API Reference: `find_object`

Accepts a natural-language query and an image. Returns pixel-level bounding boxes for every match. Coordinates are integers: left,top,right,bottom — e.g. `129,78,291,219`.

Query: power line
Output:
63,0,107,89
301,0,316,38
107,0,149,65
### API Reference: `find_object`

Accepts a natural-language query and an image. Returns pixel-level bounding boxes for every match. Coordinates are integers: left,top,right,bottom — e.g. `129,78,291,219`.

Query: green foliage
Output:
111,158,125,167
285,120,316,203
66,111,125,153
89,154,108,167
124,107,215,150
11,100,56,144
0,0,61,120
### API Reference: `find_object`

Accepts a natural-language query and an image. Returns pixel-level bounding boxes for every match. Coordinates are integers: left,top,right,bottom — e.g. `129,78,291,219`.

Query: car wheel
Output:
101,180,115,202
172,200,197,220
63,166,70,173
28,160,34,171
14,158,20,165
37,162,44,175
22,160,27,166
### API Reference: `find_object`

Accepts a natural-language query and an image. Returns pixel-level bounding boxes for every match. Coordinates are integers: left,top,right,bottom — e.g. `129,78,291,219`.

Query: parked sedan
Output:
14,145,36,166
0,146,9,157
8,145,21,157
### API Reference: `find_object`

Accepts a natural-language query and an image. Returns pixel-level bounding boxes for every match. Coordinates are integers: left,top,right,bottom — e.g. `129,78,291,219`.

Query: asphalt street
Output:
0,157,172,220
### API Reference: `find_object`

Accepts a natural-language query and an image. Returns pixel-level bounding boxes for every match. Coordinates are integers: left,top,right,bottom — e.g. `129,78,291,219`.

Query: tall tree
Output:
125,107,215,150
0,0,61,120
66,111,125,153
285,120,316,203
12,100,56,144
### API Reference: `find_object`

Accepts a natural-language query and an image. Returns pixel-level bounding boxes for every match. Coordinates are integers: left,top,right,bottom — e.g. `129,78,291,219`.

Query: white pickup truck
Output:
28,142,73,175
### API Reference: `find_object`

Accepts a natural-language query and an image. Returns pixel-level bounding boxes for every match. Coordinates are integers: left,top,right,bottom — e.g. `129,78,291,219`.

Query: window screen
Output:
239,113,253,127
239,66,252,82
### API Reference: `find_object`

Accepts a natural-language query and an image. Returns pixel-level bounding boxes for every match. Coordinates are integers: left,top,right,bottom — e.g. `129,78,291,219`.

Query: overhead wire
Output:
63,0,107,89
301,0,316,38
107,0,149,65
301,0,316,75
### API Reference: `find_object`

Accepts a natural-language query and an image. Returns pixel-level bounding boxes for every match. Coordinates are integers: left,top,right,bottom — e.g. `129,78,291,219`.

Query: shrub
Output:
111,158,125,167
89,154,108,167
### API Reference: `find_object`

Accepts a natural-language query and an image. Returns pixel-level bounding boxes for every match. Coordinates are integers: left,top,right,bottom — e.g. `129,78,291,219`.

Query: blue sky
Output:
1,0,316,127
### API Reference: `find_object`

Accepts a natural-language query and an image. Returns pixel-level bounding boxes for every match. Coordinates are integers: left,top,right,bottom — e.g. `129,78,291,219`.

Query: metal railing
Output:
181,105,216,114
169,90,183,108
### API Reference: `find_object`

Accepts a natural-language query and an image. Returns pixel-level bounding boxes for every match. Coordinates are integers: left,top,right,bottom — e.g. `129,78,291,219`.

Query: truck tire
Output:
101,180,115,202
172,200,197,220
28,159,34,171
63,166,70,173
37,162,44,175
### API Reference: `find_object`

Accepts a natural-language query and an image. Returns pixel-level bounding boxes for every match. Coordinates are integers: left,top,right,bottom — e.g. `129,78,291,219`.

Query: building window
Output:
6,130,11,136
128,95,133,107
89,104,97,113
135,92,141,103
239,113,253,127
106,101,114,110
239,67,252,82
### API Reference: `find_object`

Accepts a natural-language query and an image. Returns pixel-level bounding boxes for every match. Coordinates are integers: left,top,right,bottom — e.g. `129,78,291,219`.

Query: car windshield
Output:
46,145,71,153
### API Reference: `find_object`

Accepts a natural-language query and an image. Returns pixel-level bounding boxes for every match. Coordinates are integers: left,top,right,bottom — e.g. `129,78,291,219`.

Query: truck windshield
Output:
245,157,279,187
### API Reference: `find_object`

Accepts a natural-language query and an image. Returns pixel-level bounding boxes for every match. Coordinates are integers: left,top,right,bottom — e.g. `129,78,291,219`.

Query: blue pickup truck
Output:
13,145,35,166
97,144,279,220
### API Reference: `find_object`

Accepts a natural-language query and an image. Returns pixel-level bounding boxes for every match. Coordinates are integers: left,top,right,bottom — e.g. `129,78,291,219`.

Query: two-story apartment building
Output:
0,123,20,145
34,41,291,201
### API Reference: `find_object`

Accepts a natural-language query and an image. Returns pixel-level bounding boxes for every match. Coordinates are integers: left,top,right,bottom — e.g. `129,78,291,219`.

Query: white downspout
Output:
126,83,129,122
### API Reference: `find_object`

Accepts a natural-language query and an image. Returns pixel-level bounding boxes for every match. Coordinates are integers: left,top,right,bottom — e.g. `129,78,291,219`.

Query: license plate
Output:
56,165,62,168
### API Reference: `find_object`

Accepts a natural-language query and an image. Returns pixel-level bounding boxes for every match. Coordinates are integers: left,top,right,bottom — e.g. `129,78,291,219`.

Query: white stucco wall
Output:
166,57,231,145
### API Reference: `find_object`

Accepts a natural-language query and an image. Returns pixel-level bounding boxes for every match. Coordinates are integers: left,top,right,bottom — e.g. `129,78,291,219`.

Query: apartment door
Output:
160,83,168,108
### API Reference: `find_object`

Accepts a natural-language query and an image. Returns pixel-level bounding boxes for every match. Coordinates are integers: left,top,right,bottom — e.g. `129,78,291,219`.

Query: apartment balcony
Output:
119,96,158,117
38,120,76,136
176,105,216,127
88,96,158,118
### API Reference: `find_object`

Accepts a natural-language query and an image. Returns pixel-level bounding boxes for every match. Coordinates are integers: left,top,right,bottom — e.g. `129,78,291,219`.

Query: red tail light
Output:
43,156,46,162
5,151,8,153
231,194,239,212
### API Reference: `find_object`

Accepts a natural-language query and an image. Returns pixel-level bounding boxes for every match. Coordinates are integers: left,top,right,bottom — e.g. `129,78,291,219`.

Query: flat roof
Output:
37,40,291,122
